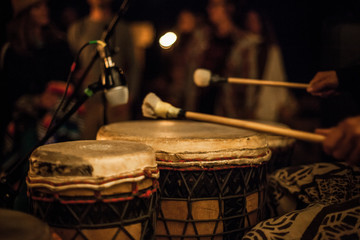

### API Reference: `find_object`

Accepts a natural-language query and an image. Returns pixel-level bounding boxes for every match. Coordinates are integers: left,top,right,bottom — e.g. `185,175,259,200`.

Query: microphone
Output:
193,68,309,89
98,44,129,106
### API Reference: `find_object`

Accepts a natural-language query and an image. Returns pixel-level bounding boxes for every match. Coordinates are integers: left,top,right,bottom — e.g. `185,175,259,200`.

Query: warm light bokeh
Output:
159,32,177,49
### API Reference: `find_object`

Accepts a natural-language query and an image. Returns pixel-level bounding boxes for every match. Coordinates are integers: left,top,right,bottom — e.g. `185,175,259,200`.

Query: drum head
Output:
253,120,296,148
97,120,271,166
98,120,259,140
29,140,156,177
27,140,158,192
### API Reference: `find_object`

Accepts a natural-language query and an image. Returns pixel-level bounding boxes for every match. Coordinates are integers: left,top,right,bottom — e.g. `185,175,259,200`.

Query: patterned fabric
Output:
268,162,360,217
243,197,360,240
243,162,360,239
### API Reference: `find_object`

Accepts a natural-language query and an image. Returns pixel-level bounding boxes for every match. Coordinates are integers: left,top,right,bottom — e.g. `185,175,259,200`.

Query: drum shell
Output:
97,120,272,239
27,140,159,240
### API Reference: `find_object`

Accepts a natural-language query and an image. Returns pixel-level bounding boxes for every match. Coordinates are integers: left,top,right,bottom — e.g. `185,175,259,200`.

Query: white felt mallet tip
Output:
142,92,181,119
193,68,211,87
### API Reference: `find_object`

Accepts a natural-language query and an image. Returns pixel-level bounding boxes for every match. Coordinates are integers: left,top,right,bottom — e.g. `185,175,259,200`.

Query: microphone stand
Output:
0,81,104,208
0,0,130,208
63,0,129,112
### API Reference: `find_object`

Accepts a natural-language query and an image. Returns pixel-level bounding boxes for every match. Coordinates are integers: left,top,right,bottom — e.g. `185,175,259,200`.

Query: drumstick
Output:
194,68,309,89
142,92,325,143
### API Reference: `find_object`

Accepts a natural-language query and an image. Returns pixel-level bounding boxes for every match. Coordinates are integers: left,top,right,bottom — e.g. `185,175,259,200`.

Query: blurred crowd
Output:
0,0,360,180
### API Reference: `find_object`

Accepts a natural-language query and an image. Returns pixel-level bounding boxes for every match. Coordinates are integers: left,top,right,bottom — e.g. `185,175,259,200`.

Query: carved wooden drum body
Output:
97,120,271,239
27,140,159,240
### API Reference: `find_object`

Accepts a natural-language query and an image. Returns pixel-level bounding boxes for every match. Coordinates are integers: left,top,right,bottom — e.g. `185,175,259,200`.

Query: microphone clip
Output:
101,66,127,90
101,66,129,106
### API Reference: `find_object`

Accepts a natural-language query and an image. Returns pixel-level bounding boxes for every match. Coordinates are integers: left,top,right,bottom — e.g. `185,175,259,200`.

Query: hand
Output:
316,116,360,165
307,71,339,97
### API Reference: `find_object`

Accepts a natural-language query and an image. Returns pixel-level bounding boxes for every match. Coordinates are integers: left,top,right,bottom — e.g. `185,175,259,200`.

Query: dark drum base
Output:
29,185,158,240
156,164,268,240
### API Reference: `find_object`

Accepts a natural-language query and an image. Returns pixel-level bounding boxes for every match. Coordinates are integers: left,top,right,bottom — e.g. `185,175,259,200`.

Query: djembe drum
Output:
97,120,271,239
27,140,159,240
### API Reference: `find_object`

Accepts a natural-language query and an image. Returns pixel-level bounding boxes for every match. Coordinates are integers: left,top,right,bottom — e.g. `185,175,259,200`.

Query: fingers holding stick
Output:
315,117,360,165
307,71,339,97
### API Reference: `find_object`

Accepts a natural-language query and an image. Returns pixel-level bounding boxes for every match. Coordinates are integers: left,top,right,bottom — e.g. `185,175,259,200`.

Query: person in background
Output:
0,0,76,211
175,0,253,116
67,0,138,139
127,21,155,119
160,9,205,109
239,8,298,122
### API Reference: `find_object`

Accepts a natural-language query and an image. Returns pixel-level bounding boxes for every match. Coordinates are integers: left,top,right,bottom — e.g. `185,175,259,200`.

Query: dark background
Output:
2,0,360,83
1,0,360,164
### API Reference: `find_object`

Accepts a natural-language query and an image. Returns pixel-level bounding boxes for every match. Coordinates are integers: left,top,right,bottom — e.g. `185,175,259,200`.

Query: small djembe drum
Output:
27,140,159,240
97,120,271,239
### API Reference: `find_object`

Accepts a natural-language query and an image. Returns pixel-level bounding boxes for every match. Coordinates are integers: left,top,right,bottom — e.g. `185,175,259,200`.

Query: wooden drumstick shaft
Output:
194,69,309,89
142,92,324,143
185,111,325,143
228,77,309,89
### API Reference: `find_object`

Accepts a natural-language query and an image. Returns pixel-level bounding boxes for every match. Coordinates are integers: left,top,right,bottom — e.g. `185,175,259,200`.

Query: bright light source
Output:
159,32,177,49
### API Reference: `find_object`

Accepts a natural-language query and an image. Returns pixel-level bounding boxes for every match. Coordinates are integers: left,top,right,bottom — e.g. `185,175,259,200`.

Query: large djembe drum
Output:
27,140,159,240
97,120,272,239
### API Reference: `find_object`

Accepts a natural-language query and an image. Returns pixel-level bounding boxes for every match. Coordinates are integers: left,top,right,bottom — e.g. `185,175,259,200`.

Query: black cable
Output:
46,41,91,132
0,0,131,208
0,40,108,208
63,0,129,111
